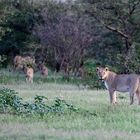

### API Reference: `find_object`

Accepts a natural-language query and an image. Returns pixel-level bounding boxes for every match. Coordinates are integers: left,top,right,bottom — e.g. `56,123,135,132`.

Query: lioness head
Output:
96,67,109,80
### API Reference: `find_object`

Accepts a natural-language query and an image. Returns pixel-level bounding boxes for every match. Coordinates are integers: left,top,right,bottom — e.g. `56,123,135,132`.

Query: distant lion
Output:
38,64,48,76
14,55,35,71
23,66,34,83
14,55,23,70
96,67,140,105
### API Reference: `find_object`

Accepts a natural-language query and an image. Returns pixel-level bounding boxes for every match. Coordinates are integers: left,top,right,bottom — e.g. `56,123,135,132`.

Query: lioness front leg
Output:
129,92,134,105
109,90,116,105
29,77,33,83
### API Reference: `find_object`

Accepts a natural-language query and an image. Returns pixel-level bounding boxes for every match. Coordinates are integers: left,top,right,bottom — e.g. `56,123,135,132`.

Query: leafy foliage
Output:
47,98,78,114
0,88,22,113
0,0,39,56
0,87,78,116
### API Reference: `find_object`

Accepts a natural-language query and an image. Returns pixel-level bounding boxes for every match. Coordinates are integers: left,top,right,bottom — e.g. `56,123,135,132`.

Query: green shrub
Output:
81,59,103,89
47,98,78,114
0,87,78,116
0,88,22,113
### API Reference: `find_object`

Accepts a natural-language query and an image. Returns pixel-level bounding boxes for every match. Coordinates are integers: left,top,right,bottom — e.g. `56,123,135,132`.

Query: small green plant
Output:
0,88,80,116
47,98,78,114
0,88,22,113
22,95,48,116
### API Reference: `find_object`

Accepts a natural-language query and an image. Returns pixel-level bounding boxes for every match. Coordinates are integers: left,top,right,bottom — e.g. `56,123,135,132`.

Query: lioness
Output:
14,55,23,70
96,67,140,105
14,55,35,71
23,66,34,83
39,64,48,76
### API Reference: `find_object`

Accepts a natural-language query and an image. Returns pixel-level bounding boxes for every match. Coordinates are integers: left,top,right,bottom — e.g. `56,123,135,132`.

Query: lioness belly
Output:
116,85,130,92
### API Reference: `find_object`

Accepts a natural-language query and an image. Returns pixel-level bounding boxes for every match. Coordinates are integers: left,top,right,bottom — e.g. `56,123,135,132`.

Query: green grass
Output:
0,70,140,140
0,69,83,86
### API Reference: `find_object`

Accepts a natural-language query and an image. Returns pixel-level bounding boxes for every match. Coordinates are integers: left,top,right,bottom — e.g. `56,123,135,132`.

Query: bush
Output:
0,87,78,116
81,59,103,89
0,88,22,113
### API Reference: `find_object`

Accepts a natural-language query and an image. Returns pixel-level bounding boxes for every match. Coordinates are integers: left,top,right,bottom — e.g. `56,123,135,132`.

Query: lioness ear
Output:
96,67,99,71
105,67,109,71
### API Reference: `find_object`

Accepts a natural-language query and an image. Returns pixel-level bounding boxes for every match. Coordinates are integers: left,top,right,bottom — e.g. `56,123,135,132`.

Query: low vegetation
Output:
0,0,140,139
0,71,140,140
0,87,79,116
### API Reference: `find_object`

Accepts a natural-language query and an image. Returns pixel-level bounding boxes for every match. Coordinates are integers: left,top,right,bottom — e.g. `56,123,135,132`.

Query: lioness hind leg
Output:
136,91,140,105
30,77,33,83
129,79,139,105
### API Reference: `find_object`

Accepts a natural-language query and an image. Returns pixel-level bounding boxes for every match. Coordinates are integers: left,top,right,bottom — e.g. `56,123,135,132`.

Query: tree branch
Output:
85,10,130,40
103,24,129,39
129,0,140,15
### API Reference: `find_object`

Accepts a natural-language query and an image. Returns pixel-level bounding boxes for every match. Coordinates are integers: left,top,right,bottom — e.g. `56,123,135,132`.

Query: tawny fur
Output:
24,67,34,83
97,67,140,105
14,55,35,70
39,64,48,76
14,56,23,70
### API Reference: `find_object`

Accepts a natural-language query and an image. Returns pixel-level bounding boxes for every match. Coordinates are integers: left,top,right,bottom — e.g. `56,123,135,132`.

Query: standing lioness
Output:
23,67,34,83
96,67,140,105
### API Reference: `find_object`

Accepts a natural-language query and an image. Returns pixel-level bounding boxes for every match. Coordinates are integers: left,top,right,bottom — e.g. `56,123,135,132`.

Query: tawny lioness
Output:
14,55,35,71
96,67,140,105
38,64,48,76
23,66,34,83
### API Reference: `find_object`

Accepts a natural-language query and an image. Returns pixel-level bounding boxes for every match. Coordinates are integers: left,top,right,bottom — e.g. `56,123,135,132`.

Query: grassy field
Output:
0,71,140,140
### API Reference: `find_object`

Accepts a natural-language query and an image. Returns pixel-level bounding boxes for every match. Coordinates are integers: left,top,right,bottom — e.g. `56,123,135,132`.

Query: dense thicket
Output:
0,0,140,82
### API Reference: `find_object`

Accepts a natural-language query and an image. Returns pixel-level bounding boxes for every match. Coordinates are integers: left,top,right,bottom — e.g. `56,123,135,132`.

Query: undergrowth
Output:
0,87,94,117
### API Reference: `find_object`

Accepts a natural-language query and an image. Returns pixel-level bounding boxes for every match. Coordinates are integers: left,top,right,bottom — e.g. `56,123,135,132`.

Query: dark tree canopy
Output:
0,0,140,75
